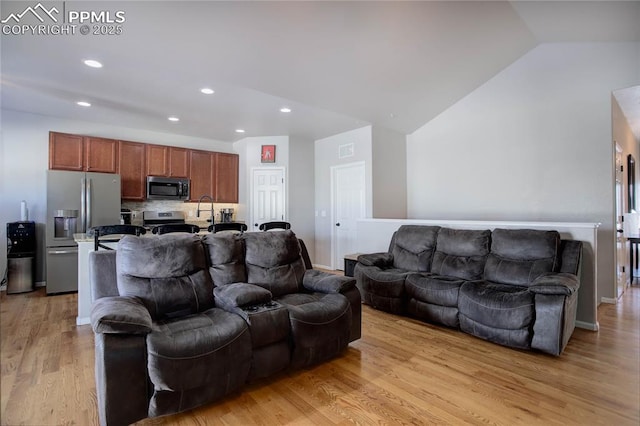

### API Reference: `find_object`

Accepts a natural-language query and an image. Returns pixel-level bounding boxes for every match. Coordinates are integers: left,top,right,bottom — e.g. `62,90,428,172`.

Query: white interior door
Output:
332,162,366,269
251,168,285,231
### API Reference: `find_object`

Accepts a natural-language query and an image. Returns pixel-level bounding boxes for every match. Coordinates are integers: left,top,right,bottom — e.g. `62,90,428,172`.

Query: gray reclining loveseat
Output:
355,225,582,356
89,230,360,425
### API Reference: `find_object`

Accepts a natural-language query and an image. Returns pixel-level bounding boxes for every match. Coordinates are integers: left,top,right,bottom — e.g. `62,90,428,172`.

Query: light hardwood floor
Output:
1,285,639,425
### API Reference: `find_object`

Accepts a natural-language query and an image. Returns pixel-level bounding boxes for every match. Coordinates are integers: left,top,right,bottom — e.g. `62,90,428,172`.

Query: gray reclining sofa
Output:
355,225,582,356
89,230,361,426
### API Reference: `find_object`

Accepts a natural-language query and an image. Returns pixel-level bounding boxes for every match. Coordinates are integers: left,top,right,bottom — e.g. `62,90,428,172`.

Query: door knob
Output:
254,223,258,227
336,223,341,226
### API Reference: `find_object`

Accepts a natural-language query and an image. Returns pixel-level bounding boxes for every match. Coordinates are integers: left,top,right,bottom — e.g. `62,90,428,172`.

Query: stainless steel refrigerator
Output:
46,170,121,294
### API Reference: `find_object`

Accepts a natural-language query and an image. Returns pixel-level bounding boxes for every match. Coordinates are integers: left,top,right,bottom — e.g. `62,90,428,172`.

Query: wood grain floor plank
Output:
1,285,638,425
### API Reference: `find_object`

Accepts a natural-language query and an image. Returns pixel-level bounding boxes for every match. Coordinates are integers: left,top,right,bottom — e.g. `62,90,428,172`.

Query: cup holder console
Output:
242,301,282,314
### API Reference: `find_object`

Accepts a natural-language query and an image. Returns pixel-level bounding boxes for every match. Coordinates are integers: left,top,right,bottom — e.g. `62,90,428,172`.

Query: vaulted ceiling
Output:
2,1,639,142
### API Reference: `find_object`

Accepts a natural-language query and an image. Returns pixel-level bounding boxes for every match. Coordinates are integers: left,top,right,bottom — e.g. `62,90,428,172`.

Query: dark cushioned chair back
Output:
390,225,440,271
484,228,560,286
116,234,214,320
431,228,491,280
203,233,247,285
243,230,306,296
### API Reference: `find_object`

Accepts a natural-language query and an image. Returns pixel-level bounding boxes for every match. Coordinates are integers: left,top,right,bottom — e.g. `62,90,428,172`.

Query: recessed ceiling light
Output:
83,59,103,68
200,88,215,95
235,129,245,133
76,101,91,107
168,116,180,122
280,107,292,113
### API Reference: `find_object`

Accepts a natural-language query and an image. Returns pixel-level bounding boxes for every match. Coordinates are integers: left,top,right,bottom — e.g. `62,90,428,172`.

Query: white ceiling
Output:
1,1,639,143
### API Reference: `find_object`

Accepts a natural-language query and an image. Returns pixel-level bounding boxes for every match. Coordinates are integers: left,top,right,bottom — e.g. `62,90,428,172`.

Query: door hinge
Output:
622,266,626,273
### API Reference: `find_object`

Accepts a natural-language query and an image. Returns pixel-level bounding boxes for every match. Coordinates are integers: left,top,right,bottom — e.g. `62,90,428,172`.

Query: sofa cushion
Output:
458,282,534,330
484,228,560,286
146,307,251,392
203,233,247,285
390,225,440,271
116,234,214,320
405,274,464,307
243,230,306,296
431,228,491,280
276,292,352,368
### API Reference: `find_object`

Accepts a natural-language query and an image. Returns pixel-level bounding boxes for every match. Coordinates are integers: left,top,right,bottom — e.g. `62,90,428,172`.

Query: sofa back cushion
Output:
484,228,560,286
390,225,440,271
203,233,247,285
116,234,214,320
243,230,306,296
431,228,491,280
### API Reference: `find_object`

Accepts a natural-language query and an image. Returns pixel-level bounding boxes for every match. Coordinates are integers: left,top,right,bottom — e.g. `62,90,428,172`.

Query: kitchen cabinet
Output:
168,147,189,178
146,145,189,178
85,137,118,173
146,144,169,176
49,132,85,171
188,150,214,202
215,153,239,203
49,132,118,173
118,140,146,200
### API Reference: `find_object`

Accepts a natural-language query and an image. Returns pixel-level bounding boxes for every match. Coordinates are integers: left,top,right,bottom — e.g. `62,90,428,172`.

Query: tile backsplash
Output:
122,200,240,226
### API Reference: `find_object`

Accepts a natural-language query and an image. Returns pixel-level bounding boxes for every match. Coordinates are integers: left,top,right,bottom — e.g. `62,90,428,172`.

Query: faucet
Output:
196,195,215,223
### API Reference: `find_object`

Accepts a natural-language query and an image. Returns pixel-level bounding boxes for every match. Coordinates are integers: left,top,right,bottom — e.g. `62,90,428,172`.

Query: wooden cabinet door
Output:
49,132,84,171
146,144,169,176
215,153,239,203
188,150,214,202
85,137,118,173
168,147,189,178
118,141,146,200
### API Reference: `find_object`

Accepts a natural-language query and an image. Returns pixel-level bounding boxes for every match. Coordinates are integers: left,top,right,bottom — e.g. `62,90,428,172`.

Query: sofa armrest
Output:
529,273,580,296
303,269,356,294
357,252,393,267
214,283,272,307
91,296,152,335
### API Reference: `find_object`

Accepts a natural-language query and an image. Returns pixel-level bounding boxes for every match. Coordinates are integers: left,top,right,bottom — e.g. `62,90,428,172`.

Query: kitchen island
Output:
74,233,118,325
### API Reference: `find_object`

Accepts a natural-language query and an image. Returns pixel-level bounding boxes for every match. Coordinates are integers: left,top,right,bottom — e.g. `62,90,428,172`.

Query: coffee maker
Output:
220,208,234,223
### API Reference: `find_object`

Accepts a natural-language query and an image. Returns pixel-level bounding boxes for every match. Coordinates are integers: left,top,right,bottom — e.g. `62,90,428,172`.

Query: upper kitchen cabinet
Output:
85,137,118,173
118,140,146,200
49,132,85,171
215,153,239,203
188,150,214,202
146,145,189,178
49,132,118,173
168,147,189,178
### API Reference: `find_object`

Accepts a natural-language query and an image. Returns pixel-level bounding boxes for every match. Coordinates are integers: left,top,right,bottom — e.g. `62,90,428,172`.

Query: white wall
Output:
0,109,234,283
372,126,407,219
289,135,316,261
407,42,640,303
314,126,373,268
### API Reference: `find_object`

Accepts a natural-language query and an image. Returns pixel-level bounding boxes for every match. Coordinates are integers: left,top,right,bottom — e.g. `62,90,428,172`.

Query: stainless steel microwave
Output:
146,176,190,200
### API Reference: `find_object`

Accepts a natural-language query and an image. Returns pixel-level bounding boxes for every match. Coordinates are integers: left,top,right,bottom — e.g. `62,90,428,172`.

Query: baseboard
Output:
600,297,617,304
313,264,333,271
575,320,599,331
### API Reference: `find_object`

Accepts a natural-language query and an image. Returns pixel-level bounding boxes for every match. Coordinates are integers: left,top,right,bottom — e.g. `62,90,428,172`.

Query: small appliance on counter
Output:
220,208,234,223
120,208,132,225
6,221,36,294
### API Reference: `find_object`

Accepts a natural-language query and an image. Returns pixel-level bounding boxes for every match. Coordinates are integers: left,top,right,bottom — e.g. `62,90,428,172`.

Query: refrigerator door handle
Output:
87,177,92,230
80,177,87,232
